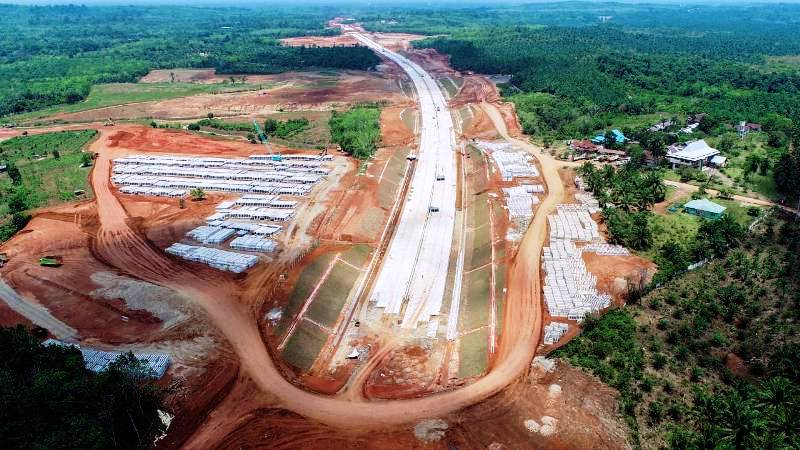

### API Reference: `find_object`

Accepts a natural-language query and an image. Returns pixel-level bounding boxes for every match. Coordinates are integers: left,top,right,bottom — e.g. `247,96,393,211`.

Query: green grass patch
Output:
494,249,507,335
461,265,491,331
458,328,489,378
281,319,328,372
339,244,372,267
12,82,265,122
469,224,491,270
0,130,96,241
439,76,461,97
643,211,701,260
399,108,417,133
276,252,335,336
304,261,359,328
377,149,408,209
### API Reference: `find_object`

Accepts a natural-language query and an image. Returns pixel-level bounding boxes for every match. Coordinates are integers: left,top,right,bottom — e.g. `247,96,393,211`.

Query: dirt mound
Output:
583,252,656,303
365,345,438,399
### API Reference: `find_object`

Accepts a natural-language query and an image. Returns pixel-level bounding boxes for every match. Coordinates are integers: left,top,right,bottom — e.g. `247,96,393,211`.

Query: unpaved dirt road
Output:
82,39,560,432
2,36,560,434
89,125,554,431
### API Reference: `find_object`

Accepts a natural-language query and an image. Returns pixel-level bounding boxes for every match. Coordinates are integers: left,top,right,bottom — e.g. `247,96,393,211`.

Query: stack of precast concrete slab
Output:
166,243,259,273
112,154,332,197
543,322,569,345
502,186,541,220
475,139,540,181
542,204,612,321
112,154,333,273
547,204,601,241
44,339,170,378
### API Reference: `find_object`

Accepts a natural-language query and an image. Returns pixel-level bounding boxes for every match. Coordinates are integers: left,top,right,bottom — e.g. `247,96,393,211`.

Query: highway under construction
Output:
352,32,460,331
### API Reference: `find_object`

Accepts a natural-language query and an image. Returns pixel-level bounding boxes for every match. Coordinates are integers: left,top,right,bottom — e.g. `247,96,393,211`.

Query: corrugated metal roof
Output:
684,198,726,214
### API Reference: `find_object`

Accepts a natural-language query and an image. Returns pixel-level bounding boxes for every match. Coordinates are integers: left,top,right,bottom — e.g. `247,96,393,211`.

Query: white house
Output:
666,140,721,169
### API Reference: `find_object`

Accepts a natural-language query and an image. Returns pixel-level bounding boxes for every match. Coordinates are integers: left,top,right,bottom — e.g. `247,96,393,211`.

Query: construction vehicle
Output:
252,120,282,161
39,255,63,267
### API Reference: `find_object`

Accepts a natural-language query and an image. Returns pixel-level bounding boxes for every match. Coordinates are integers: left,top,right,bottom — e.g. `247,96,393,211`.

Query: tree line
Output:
0,5,379,118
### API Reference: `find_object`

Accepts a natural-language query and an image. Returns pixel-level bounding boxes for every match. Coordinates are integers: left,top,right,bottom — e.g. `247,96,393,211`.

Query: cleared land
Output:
11,82,264,122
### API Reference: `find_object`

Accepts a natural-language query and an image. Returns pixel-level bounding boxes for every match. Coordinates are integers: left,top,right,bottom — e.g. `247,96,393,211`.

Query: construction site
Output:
0,21,653,450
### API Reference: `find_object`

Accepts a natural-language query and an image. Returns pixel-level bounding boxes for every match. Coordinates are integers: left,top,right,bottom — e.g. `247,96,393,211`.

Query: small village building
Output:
710,155,727,167
683,198,726,219
666,139,721,168
591,129,628,145
649,119,674,132
570,140,599,152
736,121,762,137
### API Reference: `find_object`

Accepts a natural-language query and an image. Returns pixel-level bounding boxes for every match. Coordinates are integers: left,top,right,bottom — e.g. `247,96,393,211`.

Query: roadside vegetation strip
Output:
281,318,330,372
461,265,492,332
447,148,470,340
304,260,360,328
458,327,489,378
487,192,498,353
278,252,340,349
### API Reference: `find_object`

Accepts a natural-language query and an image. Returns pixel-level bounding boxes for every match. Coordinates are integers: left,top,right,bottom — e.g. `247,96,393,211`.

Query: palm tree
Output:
189,188,206,201
718,394,768,450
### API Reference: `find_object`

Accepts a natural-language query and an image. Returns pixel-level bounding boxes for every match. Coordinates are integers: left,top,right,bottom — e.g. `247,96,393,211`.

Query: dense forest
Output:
0,5,379,117
363,2,800,202
0,326,169,449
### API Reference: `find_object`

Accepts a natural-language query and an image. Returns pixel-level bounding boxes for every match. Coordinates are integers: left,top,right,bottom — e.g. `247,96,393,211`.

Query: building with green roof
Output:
683,198,726,219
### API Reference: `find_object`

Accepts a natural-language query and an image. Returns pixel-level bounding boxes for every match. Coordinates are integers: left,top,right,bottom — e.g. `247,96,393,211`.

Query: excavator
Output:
252,120,282,161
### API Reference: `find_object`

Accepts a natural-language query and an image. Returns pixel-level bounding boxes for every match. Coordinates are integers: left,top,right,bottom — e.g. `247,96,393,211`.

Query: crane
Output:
253,120,282,161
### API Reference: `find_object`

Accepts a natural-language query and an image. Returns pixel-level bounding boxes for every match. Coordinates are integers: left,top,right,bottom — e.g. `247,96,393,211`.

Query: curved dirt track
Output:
83,56,564,432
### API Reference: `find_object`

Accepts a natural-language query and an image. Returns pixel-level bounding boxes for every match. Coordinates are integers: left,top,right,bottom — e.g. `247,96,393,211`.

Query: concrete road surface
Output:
0,279,79,341
352,33,459,329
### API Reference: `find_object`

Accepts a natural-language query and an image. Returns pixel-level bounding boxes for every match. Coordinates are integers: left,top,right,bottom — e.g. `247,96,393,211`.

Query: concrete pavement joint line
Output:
352,32,458,330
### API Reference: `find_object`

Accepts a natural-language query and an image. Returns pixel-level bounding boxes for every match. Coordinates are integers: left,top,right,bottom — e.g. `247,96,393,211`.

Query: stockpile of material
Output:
542,204,612,321
111,153,332,197
547,205,601,241
543,322,569,345
474,140,540,180
502,186,540,220
187,226,236,244
575,193,601,213
230,235,278,252
119,186,187,198
220,206,293,222
522,184,545,193
43,339,171,378
209,220,282,236
166,243,258,273
582,243,630,256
